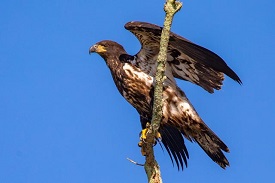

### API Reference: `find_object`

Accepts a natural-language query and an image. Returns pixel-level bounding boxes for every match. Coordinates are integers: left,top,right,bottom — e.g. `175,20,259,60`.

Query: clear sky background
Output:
1,0,274,182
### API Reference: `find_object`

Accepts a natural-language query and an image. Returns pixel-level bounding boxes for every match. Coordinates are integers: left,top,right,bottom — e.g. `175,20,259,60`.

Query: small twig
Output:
127,158,144,166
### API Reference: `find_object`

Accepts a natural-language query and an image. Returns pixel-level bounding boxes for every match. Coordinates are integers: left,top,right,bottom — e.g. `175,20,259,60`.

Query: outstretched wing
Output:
125,21,241,93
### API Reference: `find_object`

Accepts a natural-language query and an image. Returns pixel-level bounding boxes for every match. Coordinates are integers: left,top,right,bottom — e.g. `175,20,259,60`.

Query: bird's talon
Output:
156,132,161,139
140,128,148,140
138,140,143,147
139,127,162,148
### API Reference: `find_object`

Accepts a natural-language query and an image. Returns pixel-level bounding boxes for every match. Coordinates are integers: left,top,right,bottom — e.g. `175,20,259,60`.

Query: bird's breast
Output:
118,63,153,113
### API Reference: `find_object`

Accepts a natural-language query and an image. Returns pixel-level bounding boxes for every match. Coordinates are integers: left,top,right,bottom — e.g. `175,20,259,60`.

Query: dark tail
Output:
194,126,230,168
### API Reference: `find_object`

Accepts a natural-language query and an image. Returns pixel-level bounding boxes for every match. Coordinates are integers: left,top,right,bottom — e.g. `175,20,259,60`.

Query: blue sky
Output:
1,0,274,182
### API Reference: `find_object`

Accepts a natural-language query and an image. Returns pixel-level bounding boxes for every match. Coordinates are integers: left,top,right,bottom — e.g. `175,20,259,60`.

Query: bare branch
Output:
141,1,182,183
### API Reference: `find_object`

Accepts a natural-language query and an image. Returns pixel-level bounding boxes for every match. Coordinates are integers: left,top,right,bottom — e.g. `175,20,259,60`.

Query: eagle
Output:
89,21,241,170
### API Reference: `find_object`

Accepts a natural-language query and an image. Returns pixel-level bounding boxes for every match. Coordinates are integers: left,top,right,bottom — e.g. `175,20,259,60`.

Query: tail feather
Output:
161,85,230,169
194,129,230,168
174,86,230,168
159,125,189,170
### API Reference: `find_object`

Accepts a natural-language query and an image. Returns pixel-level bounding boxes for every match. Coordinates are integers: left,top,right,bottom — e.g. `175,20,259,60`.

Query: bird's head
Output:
89,40,126,60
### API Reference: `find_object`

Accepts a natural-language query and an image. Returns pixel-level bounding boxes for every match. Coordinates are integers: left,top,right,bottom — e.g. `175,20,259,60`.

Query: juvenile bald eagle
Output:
89,21,241,170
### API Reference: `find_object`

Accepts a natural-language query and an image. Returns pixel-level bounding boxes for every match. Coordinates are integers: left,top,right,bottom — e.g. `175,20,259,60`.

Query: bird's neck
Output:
102,56,124,79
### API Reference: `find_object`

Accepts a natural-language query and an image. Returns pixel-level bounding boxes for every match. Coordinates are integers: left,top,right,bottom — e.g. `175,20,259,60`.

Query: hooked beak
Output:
89,44,107,55
89,45,96,55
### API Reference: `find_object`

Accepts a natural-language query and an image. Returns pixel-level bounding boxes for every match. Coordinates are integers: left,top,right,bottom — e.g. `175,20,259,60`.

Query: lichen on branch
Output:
142,1,182,183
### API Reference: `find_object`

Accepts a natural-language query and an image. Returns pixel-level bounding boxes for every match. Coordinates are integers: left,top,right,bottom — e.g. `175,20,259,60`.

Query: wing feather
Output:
125,21,241,93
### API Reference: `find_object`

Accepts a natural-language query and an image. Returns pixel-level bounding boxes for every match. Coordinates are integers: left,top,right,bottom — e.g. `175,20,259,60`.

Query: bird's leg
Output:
138,122,162,156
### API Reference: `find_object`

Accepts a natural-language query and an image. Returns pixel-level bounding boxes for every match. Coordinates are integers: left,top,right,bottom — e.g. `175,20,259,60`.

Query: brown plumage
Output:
89,21,241,170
